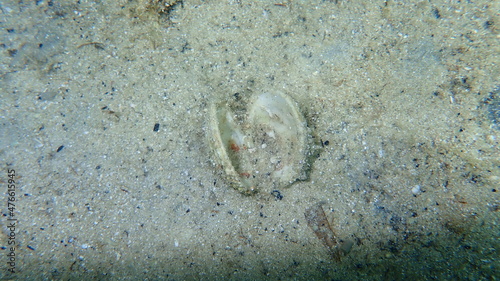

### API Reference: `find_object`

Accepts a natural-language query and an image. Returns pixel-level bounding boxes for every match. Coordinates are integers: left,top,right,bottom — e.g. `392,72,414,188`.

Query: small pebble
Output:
411,185,421,195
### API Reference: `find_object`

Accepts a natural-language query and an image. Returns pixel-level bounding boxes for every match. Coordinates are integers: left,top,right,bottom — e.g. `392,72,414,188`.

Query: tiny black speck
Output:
153,123,160,132
56,145,64,152
324,140,330,146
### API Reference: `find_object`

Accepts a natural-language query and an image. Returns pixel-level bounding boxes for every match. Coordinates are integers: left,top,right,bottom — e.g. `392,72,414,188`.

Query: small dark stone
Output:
432,8,441,19
323,140,330,146
56,145,64,152
271,190,283,200
153,123,160,132
485,86,500,130
7,49,17,57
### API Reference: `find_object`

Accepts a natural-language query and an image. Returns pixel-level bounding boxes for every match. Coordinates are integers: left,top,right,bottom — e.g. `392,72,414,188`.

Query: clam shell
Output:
208,91,312,194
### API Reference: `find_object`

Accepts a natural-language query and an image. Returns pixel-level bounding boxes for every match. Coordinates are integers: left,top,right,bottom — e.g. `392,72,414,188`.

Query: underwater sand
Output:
1,0,499,279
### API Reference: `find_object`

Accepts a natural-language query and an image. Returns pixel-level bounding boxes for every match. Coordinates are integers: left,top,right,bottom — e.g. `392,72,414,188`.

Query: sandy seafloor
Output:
0,0,499,279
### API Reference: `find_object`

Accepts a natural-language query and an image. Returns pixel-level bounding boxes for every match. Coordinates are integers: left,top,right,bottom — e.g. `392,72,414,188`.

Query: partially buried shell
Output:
208,91,314,195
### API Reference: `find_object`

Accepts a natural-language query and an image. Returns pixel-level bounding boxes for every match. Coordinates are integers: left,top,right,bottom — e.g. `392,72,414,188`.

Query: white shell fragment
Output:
208,91,313,195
